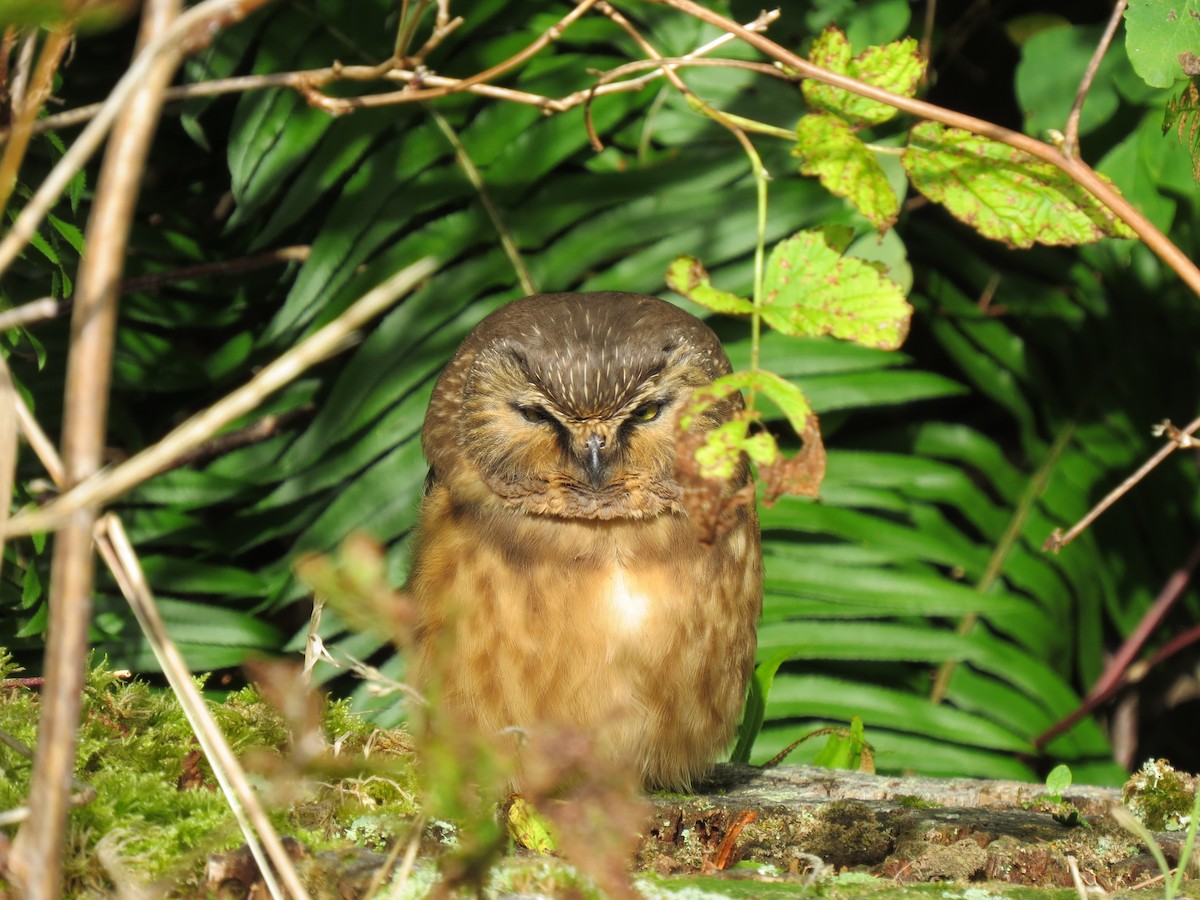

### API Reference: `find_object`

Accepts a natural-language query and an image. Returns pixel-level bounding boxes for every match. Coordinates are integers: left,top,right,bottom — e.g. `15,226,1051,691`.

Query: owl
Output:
407,291,762,790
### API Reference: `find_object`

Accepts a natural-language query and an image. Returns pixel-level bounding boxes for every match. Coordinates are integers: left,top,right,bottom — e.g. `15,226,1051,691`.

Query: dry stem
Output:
646,0,1200,301
0,0,273,284
9,1,183,894
0,8,780,138
1045,415,1200,552
97,515,310,900
1063,0,1128,157
2,257,436,538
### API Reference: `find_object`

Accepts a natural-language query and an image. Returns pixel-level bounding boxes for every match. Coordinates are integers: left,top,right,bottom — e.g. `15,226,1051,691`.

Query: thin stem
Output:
591,2,768,399
9,1,183,893
0,27,73,221
427,107,536,295
1063,0,1127,157
97,515,307,900
1045,415,1200,552
1,258,437,538
0,296,64,331
1,9,781,140
300,0,601,113
1033,538,1200,749
645,0,1200,302
0,0,273,284
920,0,937,89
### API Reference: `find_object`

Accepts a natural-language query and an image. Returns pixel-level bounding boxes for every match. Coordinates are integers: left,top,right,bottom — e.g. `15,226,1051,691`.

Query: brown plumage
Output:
407,291,762,790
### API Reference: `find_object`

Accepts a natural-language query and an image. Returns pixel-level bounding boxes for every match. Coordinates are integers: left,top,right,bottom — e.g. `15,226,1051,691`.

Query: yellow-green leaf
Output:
507,796,557,855
794,113,900,230
683,371,814,435
761,230,912,350
695,419,763,480
904,121,1137,247
665,255,755,316
802,28,925,126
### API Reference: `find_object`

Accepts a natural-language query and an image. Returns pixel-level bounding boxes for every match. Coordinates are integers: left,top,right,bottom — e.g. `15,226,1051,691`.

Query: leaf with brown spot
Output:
760,230,912,350
904,121,1137,247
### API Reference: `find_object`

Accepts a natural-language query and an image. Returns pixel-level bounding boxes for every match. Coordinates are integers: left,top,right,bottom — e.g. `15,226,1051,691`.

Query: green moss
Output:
894,794,939,809
0,653,420,896
1122,759,1198,831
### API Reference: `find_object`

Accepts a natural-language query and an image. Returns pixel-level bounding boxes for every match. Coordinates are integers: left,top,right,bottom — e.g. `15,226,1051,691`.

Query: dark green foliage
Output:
6,1,1200,788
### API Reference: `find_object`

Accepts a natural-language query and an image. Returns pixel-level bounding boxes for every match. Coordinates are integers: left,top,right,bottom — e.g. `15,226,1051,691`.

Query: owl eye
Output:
630,401,661,422
518,404,555,425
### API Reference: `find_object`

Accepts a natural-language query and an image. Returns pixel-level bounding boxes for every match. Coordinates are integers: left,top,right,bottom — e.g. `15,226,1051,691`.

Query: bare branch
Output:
96,514,310,900
1034,538,1200,749
299,0,601,113
119,245,310,292
1063,0,1128,157
9,0,184,893
0,27,73,221
0,0,274,284
1,257,437,538
1,7,781,141
0,296,64,331
1044,415,1200,552
646,0,1200,303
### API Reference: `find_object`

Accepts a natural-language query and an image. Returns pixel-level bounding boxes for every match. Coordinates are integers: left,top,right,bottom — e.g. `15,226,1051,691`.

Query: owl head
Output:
422,291,739,520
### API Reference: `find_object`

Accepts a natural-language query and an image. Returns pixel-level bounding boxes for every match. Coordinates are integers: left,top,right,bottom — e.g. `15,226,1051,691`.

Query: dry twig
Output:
0,0,273,283
1062,0,1128,157
8,0,185,893
2,257,436,537
96,514,309,900
1045,415,1200,552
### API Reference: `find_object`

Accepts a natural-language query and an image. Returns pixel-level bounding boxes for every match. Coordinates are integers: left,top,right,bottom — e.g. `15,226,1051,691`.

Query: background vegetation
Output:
5,0,1200,795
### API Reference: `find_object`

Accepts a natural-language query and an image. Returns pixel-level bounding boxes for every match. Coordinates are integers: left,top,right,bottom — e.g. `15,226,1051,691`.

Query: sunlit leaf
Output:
802,27,924,125
904,121,1137,247
760,230,912,349
794,113,900,230
1124,0,1200,88
665,255,755,315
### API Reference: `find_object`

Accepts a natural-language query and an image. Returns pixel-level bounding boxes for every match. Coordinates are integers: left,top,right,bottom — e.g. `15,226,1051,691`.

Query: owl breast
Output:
408,291,763,790
407,486,761,790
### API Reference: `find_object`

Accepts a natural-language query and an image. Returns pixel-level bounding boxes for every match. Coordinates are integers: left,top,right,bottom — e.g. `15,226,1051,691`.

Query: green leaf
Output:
1016,24,1122,139
507,797,557,854
769,676,1031,753
802,27,924,125
1124,0,1200,88
1045,763,1073,798
686,370,814,434
904,121,1137,247
760,230,912,349
665,255,755,315
731,651,790,764
794,114,900,229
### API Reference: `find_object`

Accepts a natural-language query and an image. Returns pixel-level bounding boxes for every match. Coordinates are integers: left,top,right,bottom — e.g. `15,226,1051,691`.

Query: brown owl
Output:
407,291,762,790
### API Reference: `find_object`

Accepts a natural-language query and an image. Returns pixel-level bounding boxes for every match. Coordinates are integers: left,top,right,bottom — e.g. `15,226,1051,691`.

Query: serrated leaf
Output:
802,27,924,125
665,255,755,315
760,230,912,349
1125,0,1200,88
1163,76,1200,183
685,370,814,434
46,213,84,255
794,113,900,230
904,121,1137,247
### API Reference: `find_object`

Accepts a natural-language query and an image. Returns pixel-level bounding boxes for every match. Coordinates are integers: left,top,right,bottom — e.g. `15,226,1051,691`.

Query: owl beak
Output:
581,433,607,488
